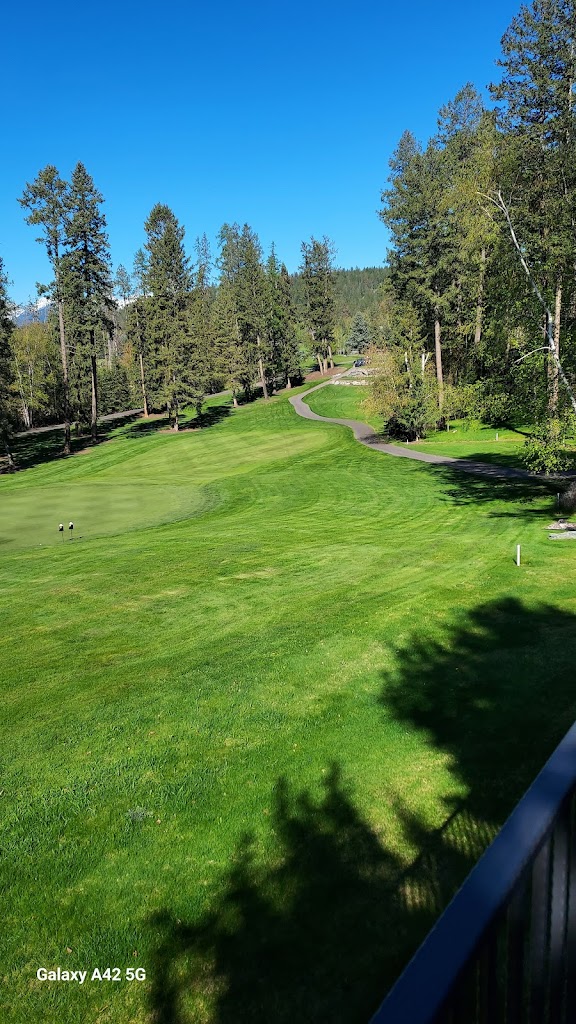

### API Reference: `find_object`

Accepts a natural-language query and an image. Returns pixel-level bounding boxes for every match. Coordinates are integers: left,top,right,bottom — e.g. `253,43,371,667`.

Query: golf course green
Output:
2,384,576,1023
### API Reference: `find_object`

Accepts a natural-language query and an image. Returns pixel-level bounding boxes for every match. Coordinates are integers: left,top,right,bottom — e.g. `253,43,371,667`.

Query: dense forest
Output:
0,185,386,462
2,0,576,474
370,0,576,471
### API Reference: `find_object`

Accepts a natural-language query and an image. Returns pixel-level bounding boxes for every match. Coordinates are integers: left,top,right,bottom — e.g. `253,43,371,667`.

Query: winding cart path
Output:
289,377,536,481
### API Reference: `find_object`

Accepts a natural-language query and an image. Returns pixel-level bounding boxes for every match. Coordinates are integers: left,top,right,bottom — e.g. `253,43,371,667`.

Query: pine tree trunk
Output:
286,376,292,390
257,338,269,399
90,338,98,443
328,344,334,369
139,352,149,417
434,316,444,409
57,297,71,455
474,247,486,348
232,392,239,408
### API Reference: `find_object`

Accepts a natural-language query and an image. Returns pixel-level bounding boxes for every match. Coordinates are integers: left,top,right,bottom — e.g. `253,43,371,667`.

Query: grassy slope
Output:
306,384,576,471
303,383,382,430
2,388,576,1023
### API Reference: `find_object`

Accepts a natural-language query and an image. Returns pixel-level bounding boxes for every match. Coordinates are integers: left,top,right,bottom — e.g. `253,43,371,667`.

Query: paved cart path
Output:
289,377,541,481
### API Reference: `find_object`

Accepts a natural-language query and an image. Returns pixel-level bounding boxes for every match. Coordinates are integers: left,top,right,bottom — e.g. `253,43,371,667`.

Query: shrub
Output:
521,420,570,474
559,482,576,515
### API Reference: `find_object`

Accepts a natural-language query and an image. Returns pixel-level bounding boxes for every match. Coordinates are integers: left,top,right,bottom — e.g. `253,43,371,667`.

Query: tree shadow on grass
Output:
147,767,458,1024
124,404,232,437
194,405,232,430
4,419,133,472
381,596,576,825
428,456,557,517
3,403,235,470
145,598,576,1024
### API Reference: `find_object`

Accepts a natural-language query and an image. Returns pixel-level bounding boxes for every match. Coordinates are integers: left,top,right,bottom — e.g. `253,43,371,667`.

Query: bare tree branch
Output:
513,346,550,364
483,189,576,415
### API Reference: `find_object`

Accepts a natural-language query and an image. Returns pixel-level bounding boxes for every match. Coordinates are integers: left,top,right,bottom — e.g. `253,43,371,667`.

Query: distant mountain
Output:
12,296,52,326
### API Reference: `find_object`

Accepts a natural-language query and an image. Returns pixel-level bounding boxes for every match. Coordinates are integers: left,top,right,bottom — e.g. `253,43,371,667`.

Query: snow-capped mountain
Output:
11,296,52,326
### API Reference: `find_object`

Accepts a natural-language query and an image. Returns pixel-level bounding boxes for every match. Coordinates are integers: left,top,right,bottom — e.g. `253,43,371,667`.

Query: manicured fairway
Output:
306,383,576,471
2,386,576,1023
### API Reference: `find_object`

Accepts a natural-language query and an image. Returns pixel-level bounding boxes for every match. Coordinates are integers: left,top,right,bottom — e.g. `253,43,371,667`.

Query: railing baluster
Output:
549,803,569,1022
528,837,551,1024
445,959,476,1023
478,924,500,1023
505,873,529,1023
564,793,576,1021
370,723,576,1024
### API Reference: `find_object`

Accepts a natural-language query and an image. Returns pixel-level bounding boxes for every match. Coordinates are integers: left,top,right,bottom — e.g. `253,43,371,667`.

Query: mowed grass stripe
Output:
1,390,576,1023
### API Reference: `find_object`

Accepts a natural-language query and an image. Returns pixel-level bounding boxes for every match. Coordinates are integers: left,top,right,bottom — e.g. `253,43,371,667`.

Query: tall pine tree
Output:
143,203,197,429
19,166,73,452
64,162,114,440
266,246,300,388
300,237,336,374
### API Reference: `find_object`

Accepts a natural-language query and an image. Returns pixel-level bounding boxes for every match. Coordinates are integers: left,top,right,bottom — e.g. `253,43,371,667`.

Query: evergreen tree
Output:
217,223,270,398
114,265,133,306
266,247,300,388
490,0,576,412
183,234,214,416
212,281,249,406
236,225,271,398
347,312,371,353
127,248,150,416
19,166,73,452
143,203,198,429
300,236,336,373
64,162,114,440
380,133,461,408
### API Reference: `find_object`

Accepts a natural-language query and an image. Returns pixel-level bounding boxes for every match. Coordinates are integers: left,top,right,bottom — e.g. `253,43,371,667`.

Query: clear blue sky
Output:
2,0,520,304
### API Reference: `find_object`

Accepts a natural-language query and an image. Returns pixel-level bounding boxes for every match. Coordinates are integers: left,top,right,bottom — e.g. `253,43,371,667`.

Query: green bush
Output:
521,420,570,474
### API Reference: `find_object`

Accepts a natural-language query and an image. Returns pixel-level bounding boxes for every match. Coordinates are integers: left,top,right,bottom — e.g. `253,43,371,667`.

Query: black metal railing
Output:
370,721,576,1024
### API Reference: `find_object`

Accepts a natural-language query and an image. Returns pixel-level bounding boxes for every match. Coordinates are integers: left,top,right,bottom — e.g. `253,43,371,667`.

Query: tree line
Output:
370,0,576,467
0,171,344,464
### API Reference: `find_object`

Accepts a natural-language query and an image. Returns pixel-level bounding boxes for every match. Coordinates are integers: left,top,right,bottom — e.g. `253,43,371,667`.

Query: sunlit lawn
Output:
2,385,576,1023
306,384,576,472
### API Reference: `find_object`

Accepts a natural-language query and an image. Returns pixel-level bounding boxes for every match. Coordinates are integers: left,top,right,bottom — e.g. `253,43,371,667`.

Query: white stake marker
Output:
516,544,521,566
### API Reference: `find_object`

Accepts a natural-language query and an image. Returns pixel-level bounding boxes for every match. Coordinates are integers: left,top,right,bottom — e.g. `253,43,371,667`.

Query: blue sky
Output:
2,0,520,303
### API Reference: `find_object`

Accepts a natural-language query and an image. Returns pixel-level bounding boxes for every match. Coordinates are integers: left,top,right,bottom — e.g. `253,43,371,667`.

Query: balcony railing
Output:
370,721,576,1024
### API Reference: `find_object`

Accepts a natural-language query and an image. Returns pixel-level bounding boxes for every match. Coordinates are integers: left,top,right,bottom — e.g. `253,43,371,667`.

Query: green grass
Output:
305,386,576,471
303,382,382,429
2,387,576,1023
